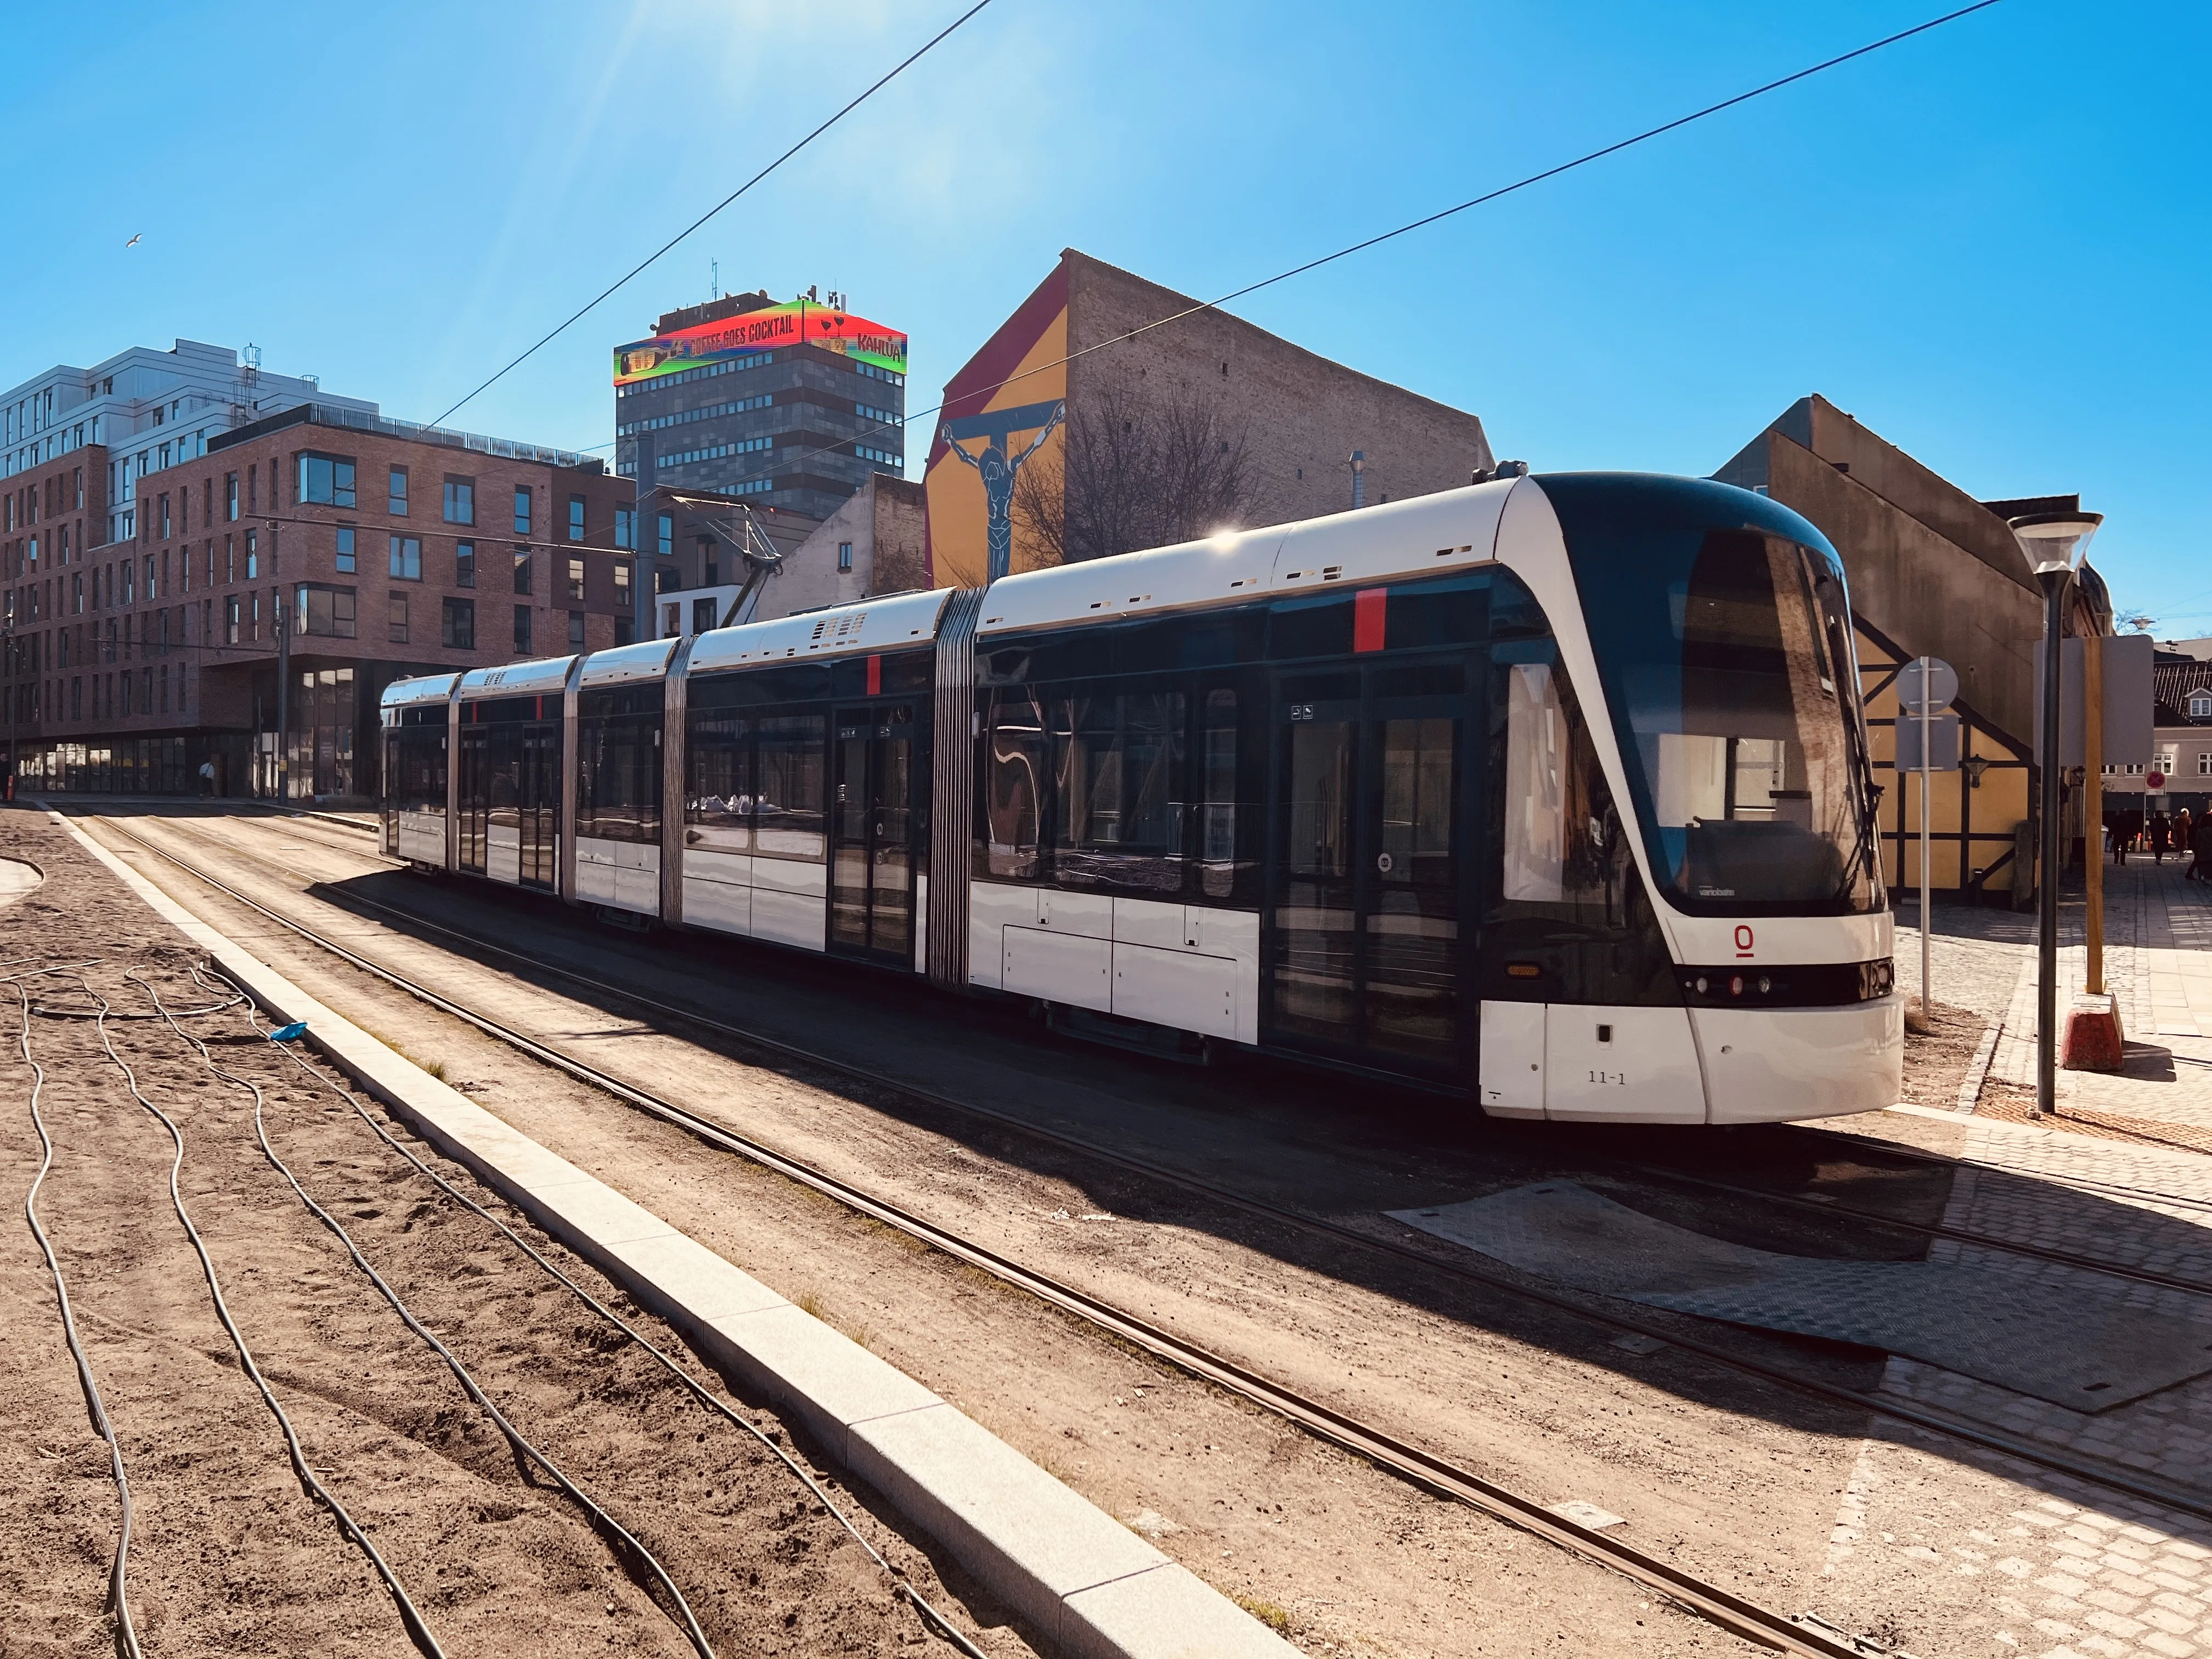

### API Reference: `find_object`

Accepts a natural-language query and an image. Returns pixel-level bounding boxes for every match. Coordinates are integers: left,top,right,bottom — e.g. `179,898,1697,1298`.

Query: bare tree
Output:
1013,385,1258,568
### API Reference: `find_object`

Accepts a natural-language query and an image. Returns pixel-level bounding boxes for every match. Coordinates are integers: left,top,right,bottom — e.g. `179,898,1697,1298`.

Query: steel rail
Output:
1593,1166,2212,1304
124,807,2212,1263
94,811,2212,1531
88,820,1867,1659
86,812,2212,1653
101,814,2212,1486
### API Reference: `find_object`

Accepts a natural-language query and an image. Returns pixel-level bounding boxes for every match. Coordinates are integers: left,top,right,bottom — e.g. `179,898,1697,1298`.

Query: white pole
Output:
1920,656,1933,1021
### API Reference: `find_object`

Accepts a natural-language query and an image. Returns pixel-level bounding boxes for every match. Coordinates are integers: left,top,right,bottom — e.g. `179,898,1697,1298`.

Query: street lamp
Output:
1349,450,1365,511
2010,509,2103,1116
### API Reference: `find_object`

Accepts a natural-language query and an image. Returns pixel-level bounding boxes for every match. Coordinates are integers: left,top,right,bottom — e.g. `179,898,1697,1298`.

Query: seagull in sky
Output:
125,234,141,249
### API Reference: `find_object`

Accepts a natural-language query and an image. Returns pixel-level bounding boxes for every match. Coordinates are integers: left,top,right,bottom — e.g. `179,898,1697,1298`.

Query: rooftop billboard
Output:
614,300,907,386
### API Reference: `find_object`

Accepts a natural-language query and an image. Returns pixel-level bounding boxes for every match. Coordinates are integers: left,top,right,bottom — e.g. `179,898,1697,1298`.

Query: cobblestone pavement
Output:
1816,866,2212,1658
1898,862,2212,1127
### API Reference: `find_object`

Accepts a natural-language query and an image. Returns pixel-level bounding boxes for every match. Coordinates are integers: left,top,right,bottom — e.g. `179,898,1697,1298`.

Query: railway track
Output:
121,805,2212,1285
77,805,2212,1655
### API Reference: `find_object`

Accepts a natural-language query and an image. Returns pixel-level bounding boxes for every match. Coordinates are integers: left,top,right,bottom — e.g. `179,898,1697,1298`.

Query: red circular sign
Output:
2150,771,2168,791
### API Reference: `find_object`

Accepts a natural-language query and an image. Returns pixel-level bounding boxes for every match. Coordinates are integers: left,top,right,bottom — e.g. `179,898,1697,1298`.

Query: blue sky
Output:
5,1,2203,623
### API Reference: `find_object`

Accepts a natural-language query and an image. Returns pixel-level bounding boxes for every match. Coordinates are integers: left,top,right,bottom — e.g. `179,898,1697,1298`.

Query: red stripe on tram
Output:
1352,587,1387,653
867,653,882,696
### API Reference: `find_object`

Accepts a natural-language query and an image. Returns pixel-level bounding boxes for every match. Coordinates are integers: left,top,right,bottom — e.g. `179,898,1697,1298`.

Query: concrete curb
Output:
44,808,1295,1659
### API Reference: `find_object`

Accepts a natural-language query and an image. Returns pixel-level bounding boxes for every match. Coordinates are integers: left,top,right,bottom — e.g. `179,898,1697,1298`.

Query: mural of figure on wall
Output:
939,398,1064,583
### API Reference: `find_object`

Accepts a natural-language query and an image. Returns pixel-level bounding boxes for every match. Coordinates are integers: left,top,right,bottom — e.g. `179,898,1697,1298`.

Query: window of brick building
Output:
443,478,475,526
298,584,357,639
455,540,475,588
336,527,357,574
514,605,532,654
225,472,239,521
388,467,409,516
656,511,673,555
838,541,853,572
245,533,258,582
388,536,422,581
389,592,409,644
442,597,475,650
224,595,240,645
566,557,585,601
514,487,532,535
615,505,636,550
298,453,357,507
568,610,585,647
567,495,585,542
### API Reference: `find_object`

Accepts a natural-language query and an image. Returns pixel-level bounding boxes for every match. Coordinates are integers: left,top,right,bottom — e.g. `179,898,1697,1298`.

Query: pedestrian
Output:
2194,814,2212,883
2152,810,2173,865
198,757,216,798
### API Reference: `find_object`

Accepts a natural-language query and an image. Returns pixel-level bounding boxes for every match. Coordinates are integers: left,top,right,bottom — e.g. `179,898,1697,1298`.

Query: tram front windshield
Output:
1542,475,1881,917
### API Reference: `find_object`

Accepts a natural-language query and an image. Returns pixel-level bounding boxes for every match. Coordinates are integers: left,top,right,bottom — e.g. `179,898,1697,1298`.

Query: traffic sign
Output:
1895,713,1960,772
1896,657,1957,715
2149,770,2167,792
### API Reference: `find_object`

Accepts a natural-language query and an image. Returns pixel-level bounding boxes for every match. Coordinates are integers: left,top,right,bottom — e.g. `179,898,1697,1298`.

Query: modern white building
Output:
1,338,375,543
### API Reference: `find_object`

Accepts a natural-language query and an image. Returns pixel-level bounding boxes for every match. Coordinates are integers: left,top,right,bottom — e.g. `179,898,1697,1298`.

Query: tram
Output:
381,472,1901,1124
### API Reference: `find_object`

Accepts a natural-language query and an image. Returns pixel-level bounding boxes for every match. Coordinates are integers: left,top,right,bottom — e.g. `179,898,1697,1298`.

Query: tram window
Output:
577,685,661,844
1544,476,1878,916
1503,664,1566,902
1491,651,1675,1003
486,725,521,827
686,709,753,854
1051,690,1186,894
752,712,826,860
1198,689,1239,899
980,689,1046,879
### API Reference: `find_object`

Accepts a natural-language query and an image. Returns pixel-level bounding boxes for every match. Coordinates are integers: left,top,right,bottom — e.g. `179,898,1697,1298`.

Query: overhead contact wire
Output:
137,975,718,1659
701,1,2006,495
433,0,995,427
86,972,449,1659
207,973,990,1659
14,973,143,1659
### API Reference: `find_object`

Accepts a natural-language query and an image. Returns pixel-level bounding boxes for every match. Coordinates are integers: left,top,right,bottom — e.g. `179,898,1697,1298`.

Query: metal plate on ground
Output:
1389,1182,2212,1412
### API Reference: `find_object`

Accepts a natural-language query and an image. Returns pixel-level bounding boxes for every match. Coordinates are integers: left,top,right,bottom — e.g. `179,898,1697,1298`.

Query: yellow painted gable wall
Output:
923,307,1069,591
1858,622,2030,898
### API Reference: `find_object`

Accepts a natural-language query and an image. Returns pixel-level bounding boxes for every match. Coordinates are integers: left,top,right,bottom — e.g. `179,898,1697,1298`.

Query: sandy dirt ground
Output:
0,806,1015,1658
33,798,2114,1659
41,802,1997,1657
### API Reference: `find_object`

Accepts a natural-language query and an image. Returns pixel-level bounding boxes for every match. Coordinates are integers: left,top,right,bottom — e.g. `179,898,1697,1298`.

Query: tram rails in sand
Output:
81,809,2212,1659
380,472,1903,1127
99,802,2212,1304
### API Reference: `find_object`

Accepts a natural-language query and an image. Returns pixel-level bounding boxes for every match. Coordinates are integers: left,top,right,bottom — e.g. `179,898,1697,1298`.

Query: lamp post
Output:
2010,510,2103,1116
1349,450,1365,511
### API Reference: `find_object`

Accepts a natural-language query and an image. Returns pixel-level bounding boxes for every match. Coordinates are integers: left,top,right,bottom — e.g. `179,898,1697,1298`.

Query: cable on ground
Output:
13,968,143,1659
86,970,449,1659
208,967,990,1659
140,973,718,1659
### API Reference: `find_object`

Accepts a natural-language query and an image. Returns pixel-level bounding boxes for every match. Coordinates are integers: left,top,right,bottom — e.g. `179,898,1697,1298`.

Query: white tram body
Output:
381,473,1902,1124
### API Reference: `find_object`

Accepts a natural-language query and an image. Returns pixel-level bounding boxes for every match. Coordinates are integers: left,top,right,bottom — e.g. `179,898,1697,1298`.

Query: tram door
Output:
518,721,560,890
829,703,916,964
457,725,489,876
1266,665,1468,1079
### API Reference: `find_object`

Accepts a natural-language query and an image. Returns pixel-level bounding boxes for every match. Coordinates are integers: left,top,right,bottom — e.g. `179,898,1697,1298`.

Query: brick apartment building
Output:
4,403,646,802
